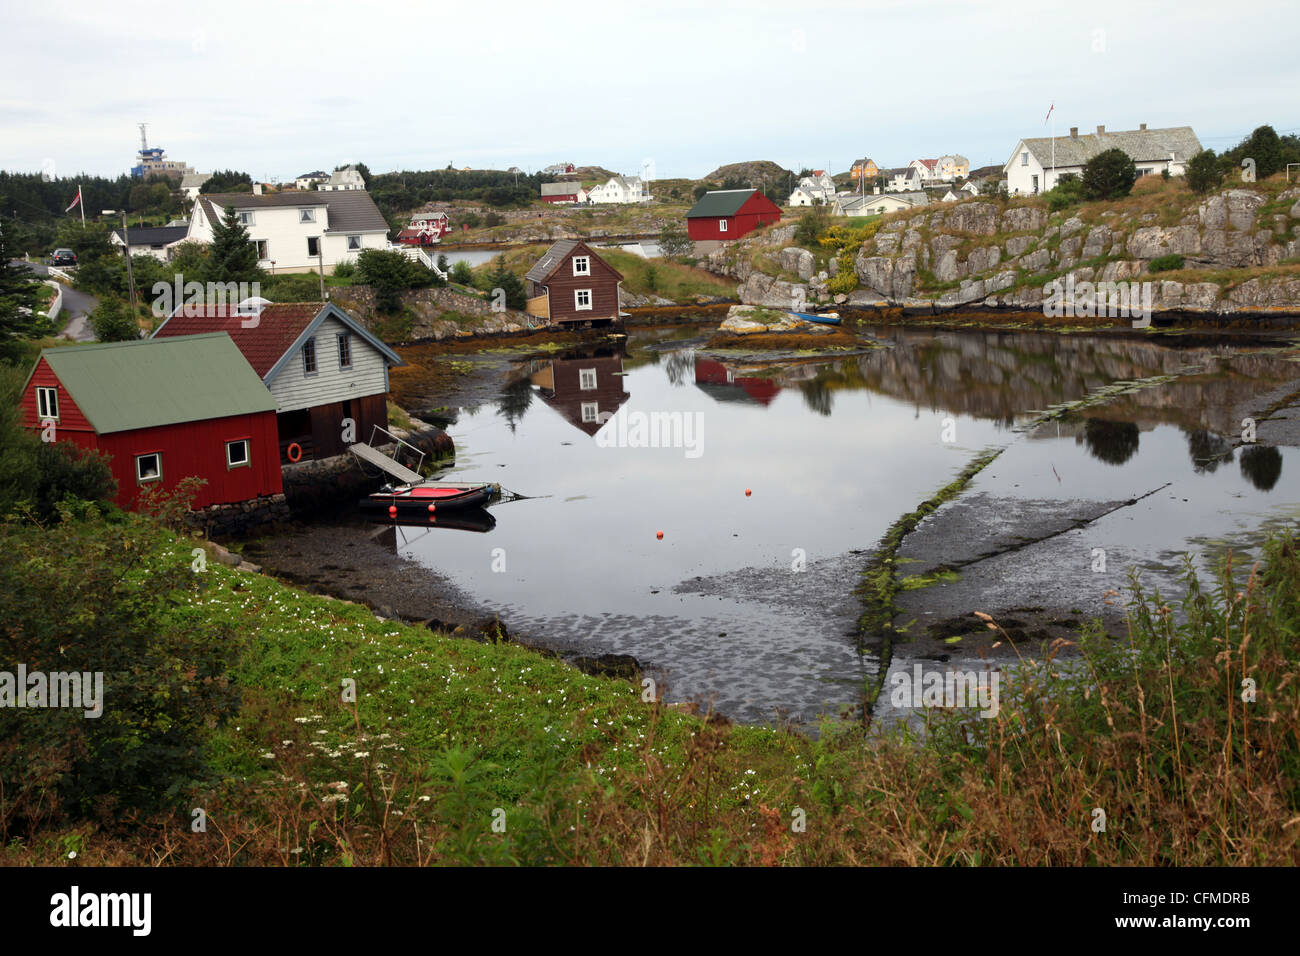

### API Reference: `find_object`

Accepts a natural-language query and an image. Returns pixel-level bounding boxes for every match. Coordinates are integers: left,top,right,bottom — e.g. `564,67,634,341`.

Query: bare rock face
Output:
934,249,964,283
1059,236,1082,260
1198,190,1264,231
1098,260,1145,282
1005,235,1036,256
874,231,902,255
1060,216,1086,238
939,201,998,235
931,234,963,256
855,252,916,299
1126,225,1201,259
1082,225,1112,259
779,246,816,280
1019,249,1051,272
901,229,925,255
738,273,808,308
1001,206,1047,233
966,245,1002,275
937,277,986,306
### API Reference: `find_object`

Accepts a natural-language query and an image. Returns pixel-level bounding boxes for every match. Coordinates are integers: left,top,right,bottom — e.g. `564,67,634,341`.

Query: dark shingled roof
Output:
525,240,581,283
1015,126,1203,168
685,189,761,218
112,225,189,246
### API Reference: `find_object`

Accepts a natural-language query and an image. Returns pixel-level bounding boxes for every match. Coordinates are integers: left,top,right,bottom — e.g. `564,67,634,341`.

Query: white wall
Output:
267,314,390,412
191,200,385,272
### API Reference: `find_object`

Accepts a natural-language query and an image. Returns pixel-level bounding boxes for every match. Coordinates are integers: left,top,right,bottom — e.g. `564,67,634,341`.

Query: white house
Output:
884,167,924,192
295,170,329,190
110,225,191,261
835,190,930,217
186,190,390,273
180,172,211,202
319,165,365,191
540,182,589,204
935,155,970,181
787,186,820,206
1003,123,1203,196
587,175,652,204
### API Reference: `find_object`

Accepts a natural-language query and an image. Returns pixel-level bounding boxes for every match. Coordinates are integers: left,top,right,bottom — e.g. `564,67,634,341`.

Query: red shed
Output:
19,334,282,511
523,239,623,327
685,189,782,241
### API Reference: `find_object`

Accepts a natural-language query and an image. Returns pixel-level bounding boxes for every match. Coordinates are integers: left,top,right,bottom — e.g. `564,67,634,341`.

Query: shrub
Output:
483,211,505,227
793,207,831,247
1082,148,1138,200
357,249,433,313
332,259,355,279
1045,173,1086,212
88,296,140,342
450,260,475,285
1149,254,1185,273
1186,149,1224,195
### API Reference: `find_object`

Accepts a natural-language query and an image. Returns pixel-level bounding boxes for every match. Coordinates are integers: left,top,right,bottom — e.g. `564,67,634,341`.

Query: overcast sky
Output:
3,0,1297,183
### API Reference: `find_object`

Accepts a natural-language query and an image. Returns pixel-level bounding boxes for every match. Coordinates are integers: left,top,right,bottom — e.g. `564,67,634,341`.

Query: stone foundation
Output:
187,492,291,537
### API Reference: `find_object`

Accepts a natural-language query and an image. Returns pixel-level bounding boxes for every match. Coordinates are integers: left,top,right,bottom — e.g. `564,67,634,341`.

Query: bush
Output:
258,272,322,302
0,506,246,834
357,249,433,313
332,259,355,279
1186,149,1224,195
1149,254,1185,272
450,260,474,286
1045,173,1086,212
88,296,140,342
483,211,505,227
793,206,831,247
1082,148,1138,200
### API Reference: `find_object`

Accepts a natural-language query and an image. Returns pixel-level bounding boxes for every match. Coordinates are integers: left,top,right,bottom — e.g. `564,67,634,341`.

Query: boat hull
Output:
790,311,841,326
360,483,495,516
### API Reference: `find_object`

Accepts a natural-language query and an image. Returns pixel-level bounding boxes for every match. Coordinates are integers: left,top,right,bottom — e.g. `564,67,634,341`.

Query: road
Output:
10,259,97,341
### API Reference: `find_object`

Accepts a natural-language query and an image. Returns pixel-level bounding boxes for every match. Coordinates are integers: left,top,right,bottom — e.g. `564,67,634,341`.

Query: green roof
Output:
36,333,278,434
686,189,759,218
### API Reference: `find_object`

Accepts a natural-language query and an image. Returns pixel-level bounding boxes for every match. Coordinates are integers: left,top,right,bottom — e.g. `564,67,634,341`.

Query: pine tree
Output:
0,225,50,343
206,206,261,284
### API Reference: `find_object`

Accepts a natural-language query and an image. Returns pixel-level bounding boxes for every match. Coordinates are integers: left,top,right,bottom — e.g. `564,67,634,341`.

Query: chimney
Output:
1139,123,1147,131
252,182,263,196
1069,127,1078,139
1096,125,1105,135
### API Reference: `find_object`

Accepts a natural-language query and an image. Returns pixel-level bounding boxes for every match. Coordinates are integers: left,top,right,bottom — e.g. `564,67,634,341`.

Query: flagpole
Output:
79,186,84,227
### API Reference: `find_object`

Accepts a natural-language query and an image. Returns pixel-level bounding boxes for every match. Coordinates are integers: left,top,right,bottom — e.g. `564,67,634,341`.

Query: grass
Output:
387,401,413,431
3,504,1300,865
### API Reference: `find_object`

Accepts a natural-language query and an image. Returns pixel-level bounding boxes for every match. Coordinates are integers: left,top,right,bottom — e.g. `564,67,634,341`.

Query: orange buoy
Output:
286,442,303,463
656,530,664,539
388,505,397,517
745,489,752,497
427,503,436,513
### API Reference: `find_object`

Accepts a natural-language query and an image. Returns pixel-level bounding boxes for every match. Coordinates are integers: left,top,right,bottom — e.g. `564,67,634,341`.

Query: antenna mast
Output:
139,123,149,152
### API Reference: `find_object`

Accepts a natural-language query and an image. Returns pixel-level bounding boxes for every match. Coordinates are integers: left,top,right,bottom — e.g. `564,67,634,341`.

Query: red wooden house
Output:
19,334,282,511
523,240,623,327
685,189,782,241
395,210,451,246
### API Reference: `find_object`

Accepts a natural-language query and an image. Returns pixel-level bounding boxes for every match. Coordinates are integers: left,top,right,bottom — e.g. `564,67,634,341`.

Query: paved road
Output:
10,259,97,341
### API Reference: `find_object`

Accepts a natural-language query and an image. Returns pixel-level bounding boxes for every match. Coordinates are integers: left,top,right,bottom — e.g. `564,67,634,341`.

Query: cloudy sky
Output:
2,0,1297,183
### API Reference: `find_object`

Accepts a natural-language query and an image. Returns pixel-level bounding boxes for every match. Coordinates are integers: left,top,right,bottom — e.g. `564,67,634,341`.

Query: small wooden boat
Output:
790,310,841,326
371,507,497,533
360,482,498,518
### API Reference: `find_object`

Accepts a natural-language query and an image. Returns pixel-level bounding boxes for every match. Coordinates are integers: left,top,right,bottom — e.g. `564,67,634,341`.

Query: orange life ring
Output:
286,443,303,463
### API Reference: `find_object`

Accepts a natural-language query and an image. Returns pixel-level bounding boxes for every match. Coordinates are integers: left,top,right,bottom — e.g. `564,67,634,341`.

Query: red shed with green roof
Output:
685,188,782,241
19,335,282,511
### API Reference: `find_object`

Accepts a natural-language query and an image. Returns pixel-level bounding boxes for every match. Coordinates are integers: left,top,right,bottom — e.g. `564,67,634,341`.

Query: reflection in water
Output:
1079,418,1140,466
1185,429,1235,474
496,377,534,433
692,357,781,406
799,378,834,417
529,347,629,435
1241,444,1284,491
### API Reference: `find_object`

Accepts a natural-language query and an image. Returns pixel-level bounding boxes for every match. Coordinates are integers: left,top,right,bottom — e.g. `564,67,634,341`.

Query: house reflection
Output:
692,357,781,406
530,347,630,435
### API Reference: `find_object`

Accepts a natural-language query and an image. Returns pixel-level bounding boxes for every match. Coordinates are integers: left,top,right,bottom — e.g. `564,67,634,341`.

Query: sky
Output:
2,0,1298,184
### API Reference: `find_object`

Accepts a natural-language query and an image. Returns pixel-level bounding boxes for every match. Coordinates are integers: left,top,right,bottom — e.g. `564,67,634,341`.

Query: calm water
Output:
391,326,1300,726
438,241,660,271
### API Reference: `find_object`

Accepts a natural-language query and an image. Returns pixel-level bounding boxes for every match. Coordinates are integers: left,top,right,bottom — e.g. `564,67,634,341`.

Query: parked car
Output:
49,248,77,266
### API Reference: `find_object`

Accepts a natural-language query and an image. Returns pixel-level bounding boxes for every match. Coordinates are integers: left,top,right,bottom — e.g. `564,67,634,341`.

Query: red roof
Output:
919,158,937,170
152,303,323,377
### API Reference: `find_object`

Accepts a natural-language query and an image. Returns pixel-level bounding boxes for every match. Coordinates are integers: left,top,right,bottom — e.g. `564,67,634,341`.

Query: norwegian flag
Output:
1044,103,1054,124
65,185,82,213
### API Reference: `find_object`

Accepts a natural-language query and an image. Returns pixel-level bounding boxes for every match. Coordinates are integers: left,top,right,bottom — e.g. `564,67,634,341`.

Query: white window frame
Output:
226,439,250,469
36,386,59,421
572,255,590,276
306,236,321,258
1021,152,1029,167
574,289,592,311
581,402,600,423
135,452,162,484
238,210,255,226
346,235,362,251
578,368,597,390
338,332,352,369
299,208,316,223
719,219,728,232
302,337,318,376
255,240,269,260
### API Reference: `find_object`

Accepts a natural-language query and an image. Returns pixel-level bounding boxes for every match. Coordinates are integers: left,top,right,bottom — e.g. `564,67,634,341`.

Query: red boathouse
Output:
685,189,782,241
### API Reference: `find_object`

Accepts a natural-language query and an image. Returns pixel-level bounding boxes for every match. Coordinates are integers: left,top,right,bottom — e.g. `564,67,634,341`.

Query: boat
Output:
372,506,497,534
790,310,841,326
360,482,499,518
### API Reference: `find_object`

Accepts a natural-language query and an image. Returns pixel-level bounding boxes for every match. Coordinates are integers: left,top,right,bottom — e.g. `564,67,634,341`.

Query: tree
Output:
692,184,709,200
88,295,140,342
658,219,693,259
450,260,474,285
1186,149,1224,195
1081,148,1137,200
484,211,505,227
485,256,526,310
200,170,253,194
354,163,372,189
356,248,432,313
206,205,261,284
1231,125,1285,180
0,226,47,347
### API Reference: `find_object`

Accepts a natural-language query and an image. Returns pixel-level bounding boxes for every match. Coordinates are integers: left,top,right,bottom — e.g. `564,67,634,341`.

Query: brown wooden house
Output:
529,349,629,435
524,240,623,327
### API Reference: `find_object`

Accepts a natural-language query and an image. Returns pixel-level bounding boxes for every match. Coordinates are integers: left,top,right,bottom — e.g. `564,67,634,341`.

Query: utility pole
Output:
317,242,326,301
104,209,137,315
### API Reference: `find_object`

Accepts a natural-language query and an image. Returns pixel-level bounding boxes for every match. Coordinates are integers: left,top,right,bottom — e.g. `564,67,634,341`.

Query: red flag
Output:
1044,103,1054,124
65,186,82,213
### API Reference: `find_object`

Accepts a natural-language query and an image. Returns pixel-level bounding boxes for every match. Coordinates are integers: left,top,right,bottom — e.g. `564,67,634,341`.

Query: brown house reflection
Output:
693,356,781,406
530,348,630,435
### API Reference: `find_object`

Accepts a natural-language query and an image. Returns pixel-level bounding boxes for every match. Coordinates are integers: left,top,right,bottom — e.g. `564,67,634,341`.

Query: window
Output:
581,402,599,423
1135,168,1150,177
347,235,361,251
36,386,58,421
135,452,162,483
572,255,590,276
299,208,316,223
719,219,728,232
226,439,250,468
307,236,320,257
255,240,269,260
238,211,254,225
1020,152,1029,167
574,289,592,310
338,332,352,369
302,337,317,375
579,368,597,390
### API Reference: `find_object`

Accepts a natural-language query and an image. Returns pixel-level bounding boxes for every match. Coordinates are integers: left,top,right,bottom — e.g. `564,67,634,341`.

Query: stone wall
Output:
330,285,538,342
187,492,291,537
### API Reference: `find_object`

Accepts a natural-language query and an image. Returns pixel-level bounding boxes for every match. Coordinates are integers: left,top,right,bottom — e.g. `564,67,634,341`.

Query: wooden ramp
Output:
348,442,424,484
